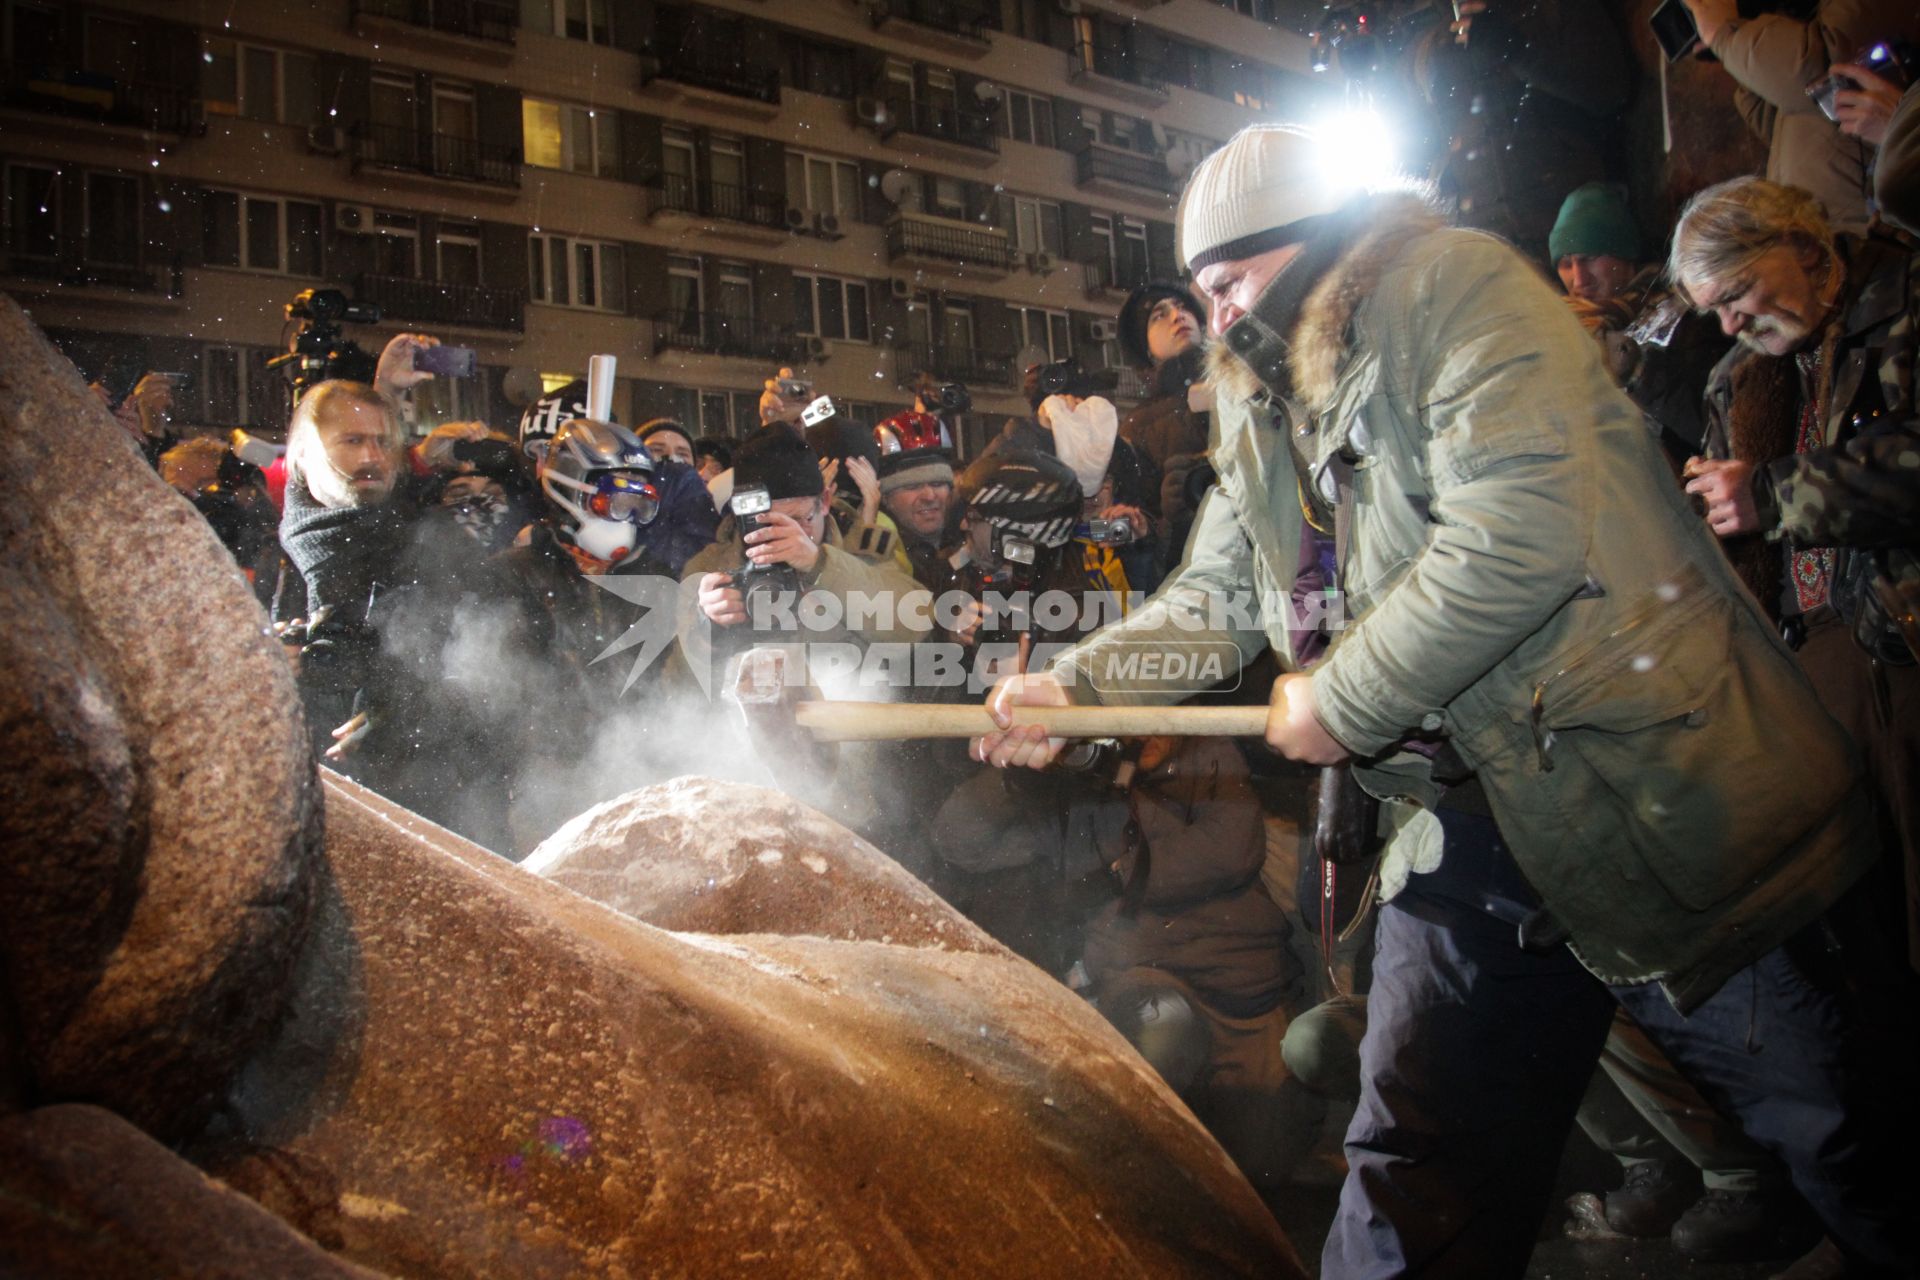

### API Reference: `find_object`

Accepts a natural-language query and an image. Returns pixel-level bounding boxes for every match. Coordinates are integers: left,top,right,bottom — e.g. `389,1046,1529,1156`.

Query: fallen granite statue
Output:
0,293,1304,1278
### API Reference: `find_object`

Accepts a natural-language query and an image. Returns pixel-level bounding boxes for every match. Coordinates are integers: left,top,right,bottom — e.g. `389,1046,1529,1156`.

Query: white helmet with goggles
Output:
541,418,660,564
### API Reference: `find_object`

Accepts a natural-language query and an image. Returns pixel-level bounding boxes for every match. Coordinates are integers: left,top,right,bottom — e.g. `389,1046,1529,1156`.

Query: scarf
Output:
279,474,412,624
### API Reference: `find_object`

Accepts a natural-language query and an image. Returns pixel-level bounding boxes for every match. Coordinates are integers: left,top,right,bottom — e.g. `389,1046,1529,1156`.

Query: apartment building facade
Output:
1,0,1314,455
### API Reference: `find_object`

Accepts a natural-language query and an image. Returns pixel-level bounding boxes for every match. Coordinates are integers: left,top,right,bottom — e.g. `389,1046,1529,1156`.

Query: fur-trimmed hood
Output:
1206,192,1445,413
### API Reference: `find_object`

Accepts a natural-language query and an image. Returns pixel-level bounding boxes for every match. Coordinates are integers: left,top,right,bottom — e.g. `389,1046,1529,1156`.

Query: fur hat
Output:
1178,125,1349,272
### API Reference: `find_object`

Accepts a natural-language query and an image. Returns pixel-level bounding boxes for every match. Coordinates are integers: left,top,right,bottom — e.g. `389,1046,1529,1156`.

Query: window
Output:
665,254,701,334
715,260,752,322
940,300,974,352
929,175,966,221
1160,38,1211,93
999,89,1055,148
203,347,249,425
709,136,745,204
784,150,861,218
522,98,617,177
202,40,318,126
437,222,481,285
661,125,696,208
372,211,418,277
529,232,624,311
555,0,613,45
202,189,323,275
1223,57,1273,111
1015,307,1071,362
785,36,854,99
1010,196,1062,256
1119,215,1150,281
8,3,60,66
795,274,871,342
4,163,59,259
84,13,139,80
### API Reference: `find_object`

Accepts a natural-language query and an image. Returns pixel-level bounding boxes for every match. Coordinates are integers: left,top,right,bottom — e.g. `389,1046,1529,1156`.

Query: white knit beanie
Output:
1178,125,1347,272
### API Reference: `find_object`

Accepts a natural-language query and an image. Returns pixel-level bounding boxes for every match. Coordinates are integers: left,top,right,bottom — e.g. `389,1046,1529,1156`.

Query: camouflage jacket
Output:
1704,232,1920,662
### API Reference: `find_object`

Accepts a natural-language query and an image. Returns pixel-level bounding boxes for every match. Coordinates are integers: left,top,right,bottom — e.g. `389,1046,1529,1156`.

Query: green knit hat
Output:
1549,183,1640,264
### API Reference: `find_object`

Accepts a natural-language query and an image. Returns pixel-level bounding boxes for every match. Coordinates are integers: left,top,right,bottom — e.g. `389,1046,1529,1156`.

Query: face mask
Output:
1043,395,1119,498
568,513,639,564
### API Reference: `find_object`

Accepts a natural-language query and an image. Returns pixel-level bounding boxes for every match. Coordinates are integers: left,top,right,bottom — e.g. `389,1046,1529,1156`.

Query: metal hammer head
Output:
727,646,838,792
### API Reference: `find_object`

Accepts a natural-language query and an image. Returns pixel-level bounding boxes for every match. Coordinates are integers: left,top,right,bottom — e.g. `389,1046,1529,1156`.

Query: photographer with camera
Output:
681,427,928,662
1680,0,1918,233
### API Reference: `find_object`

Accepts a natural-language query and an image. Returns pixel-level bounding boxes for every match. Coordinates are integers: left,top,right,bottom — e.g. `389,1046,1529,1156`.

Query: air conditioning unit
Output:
307,123,347,155
805,336,829,360
785,207,808,230
1088,318,1119,342
1028,251,1055,274
334,203,377,234
813,211,843,239
889,276,913,300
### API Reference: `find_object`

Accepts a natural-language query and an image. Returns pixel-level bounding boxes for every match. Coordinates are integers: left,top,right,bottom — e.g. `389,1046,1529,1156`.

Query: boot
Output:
1672,1188,1819,1263
1602,1158,1698,1237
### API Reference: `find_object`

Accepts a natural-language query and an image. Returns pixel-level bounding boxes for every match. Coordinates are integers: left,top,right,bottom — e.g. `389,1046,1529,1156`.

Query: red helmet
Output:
873,411,950,456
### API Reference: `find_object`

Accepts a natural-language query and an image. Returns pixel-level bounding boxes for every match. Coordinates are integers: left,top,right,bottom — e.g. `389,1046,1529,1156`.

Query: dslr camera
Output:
726,485,802,631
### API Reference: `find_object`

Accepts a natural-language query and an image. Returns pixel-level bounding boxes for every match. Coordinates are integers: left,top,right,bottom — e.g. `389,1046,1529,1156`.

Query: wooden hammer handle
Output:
790,702,1269,742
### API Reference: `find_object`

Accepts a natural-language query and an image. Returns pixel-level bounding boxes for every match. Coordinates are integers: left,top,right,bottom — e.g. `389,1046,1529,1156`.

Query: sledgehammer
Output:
728,648,1267,744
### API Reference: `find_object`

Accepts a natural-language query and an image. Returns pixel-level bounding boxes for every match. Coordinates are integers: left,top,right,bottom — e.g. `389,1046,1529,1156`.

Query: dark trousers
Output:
1323,811,1917,1280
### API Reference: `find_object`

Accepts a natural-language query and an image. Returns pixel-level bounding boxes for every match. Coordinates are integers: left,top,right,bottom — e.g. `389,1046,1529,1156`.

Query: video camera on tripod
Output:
268,287,382,397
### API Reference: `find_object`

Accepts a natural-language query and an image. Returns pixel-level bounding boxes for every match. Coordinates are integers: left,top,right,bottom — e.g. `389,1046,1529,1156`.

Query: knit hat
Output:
518,379,593,457
878,453,953,497
732,425,823,502
636,417,692,448
1549,183,1640,265
1178,125,1350,272
1117,283,1204,370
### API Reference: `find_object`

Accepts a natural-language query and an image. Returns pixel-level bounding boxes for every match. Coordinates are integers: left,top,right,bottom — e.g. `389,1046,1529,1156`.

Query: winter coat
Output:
1080,739,1298,1020
1879,84,1920,238
1703,231,1920,662
1047,194,1875,1011
674,512,933,697
1709,0,1920,234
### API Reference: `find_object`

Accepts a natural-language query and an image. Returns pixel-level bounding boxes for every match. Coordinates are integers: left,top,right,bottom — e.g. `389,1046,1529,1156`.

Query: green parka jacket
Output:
1049,196,1876,1011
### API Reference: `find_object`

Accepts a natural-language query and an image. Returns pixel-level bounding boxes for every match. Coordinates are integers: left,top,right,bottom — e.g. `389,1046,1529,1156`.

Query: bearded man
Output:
975,125,1912,1279
1678,177,1920,992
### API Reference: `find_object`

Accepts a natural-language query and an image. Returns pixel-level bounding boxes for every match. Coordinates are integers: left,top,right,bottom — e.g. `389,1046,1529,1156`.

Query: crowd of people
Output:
88,4,1920,1276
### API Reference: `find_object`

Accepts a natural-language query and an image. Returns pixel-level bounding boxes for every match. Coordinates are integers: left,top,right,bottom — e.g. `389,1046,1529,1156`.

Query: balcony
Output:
3,253,183,304
1068,41,1169,107
885,212,1015,278
0,63,204,140
647,173,789,246
1074,140,1178,201
876,94,998,167
866,0,995,58
653,309,803,363
353,122,520,195
1082,256,1152,302
897,343,1016,390
356,273,525,333
642,49,780,118
350,0,517,55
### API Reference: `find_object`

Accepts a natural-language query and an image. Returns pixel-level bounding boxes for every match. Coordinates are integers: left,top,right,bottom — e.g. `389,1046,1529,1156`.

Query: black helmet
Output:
956,449,1082,550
